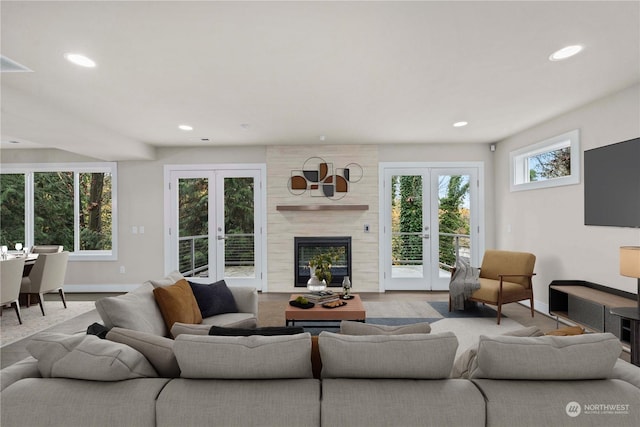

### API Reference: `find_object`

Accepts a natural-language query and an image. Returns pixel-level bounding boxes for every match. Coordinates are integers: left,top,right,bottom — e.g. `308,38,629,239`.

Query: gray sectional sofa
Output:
2,327,639,427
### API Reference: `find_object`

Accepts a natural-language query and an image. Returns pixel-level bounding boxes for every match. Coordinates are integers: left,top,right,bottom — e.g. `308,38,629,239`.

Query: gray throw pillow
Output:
451,326,543,378
27,332,158,381
340,320,431,335
107,327,180,378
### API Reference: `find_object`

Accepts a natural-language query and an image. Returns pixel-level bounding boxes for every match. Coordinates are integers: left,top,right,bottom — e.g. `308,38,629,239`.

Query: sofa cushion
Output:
26,332,157,380
340,320,431,335
148,270,185,288
106,327,180,378
208,326,304,336
188,279,239,317
94,282,168,337
173,333,313,379
153,279,203,332
319,331,458,379
451,326,543,378
469,332,622,380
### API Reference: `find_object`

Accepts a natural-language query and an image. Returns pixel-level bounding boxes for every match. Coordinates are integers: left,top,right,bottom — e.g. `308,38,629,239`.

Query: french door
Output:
380,163,483,291
165,165,266,290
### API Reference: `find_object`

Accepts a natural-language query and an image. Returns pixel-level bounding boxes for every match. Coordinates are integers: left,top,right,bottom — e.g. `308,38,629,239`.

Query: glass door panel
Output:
218,176,256,279
177,177,210,278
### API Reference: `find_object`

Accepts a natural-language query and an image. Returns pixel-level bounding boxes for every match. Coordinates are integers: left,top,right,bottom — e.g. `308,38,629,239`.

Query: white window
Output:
510,129,580,191
0,163,117,260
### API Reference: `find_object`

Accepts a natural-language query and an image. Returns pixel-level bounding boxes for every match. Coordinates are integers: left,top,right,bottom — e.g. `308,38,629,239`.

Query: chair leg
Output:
530,297,535,318
38,293,46,316
58,288,67,309
496,303,502,325
13,301,22,325
448,295,452,312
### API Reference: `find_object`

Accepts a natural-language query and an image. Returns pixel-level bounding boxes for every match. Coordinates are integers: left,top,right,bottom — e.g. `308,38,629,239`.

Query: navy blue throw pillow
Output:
209,326,305,336
188,280,239,318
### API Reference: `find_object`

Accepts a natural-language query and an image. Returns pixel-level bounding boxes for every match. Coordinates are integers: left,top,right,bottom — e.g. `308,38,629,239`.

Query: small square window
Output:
510,129,580,191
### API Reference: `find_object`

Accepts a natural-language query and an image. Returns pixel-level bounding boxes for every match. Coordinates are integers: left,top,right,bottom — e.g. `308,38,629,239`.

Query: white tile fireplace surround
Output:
266,145,379,293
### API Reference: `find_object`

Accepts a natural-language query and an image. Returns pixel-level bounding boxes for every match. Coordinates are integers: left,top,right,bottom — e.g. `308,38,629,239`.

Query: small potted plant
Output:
309,247,345,287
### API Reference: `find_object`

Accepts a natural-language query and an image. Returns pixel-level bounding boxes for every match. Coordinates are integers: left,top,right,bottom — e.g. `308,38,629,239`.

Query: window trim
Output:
0,162,118,261
509,129,580,192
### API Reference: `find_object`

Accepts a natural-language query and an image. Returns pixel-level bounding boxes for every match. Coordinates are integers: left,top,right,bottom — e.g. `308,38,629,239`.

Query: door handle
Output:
422,234,430,239
217,235,227,240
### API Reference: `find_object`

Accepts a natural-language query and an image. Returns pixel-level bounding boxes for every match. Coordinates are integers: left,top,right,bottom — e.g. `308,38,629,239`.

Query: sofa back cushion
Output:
319,331,458,379
95,283,168,337
469,333,622,380
26,333,158,381
174,333,313,379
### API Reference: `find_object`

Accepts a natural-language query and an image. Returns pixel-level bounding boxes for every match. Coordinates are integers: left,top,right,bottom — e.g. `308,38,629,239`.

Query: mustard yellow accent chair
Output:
468,250,536,325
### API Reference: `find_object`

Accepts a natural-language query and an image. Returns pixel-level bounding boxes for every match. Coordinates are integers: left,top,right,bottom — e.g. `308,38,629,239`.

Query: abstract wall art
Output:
288,156,363,200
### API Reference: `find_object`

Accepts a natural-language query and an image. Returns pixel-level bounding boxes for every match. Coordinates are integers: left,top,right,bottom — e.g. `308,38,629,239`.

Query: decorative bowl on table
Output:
289,299,315,309
322,300,347,309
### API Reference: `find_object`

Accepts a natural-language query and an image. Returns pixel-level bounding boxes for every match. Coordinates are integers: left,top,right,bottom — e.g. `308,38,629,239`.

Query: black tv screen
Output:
584,137,640,228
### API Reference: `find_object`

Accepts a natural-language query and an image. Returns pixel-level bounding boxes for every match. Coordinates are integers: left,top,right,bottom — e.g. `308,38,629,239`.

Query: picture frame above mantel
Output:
276,205,369,211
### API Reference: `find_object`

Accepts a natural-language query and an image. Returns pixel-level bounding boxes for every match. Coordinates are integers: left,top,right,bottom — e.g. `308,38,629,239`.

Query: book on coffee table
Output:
302,291,339,303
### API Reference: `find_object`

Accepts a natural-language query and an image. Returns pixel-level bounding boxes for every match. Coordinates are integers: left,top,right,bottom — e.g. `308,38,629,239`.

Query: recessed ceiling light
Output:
178,125,193,131
549,45,583,61
64,53,96,68
453,121,468,128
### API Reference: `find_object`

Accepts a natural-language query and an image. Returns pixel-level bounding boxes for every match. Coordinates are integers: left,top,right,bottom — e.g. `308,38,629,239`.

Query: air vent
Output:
1,55,33,72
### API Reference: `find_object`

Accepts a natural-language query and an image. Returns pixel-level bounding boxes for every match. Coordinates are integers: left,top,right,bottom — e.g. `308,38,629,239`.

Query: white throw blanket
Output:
448,258,480,311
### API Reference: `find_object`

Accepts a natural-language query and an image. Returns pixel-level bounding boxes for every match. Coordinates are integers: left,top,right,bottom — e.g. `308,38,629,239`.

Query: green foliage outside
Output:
0,172,111,251
438,176,470,269
399,176,423,264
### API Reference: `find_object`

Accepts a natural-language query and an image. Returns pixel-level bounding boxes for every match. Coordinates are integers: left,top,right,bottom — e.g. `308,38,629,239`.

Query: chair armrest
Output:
229,286,258,315
497,273,536,278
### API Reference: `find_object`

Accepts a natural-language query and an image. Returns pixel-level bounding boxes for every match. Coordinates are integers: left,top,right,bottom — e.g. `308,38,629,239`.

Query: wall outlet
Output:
119,266,126,274
139,226,145,234
131,226,138,234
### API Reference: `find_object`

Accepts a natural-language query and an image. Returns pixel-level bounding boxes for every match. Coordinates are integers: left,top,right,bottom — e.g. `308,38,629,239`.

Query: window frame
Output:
509,129,580,192
0,162,118,261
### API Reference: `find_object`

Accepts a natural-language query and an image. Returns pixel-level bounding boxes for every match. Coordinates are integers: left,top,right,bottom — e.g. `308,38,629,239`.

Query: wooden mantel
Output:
276,205,369,211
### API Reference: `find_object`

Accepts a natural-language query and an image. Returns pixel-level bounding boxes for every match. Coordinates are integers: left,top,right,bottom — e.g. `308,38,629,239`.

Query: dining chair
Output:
30,245,63,254
1,258,26,324
20,251,69,316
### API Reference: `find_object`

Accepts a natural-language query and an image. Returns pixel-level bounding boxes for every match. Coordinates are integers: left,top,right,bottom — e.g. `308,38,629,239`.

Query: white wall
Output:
494,84,640,311
1,142,493,292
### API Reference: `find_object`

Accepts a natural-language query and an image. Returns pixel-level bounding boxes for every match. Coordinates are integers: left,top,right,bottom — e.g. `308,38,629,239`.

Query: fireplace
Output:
294,236,352,287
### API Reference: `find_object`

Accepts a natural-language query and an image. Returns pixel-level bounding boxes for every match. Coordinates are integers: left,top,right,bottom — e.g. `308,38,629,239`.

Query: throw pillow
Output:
106,327,180,378
94,282,168,337
188,280,239,318
451,326,543,378
153,279,203,332
26,332,157,381
208,326,304,336
149,270,185,288
340,320,431,335
173,333,313,379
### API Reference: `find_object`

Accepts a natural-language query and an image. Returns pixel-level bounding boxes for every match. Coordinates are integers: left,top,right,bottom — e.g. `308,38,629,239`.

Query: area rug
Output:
294,301,523,356
1,301,97,348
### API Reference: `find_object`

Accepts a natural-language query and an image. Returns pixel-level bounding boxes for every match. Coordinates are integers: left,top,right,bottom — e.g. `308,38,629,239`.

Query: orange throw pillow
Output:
153,279,203,332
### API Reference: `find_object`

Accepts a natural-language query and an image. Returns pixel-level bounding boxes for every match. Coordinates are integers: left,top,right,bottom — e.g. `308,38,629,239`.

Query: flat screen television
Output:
584,137,640,228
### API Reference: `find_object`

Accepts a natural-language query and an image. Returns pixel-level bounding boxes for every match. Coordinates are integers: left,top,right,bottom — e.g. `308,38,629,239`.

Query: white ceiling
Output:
1,1,639,161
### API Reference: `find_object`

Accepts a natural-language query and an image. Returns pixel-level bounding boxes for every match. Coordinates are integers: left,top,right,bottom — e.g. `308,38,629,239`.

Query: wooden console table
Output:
549,280,636,342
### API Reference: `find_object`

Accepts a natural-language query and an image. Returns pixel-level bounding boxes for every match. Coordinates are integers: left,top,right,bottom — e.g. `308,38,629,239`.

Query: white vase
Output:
307,269,326,292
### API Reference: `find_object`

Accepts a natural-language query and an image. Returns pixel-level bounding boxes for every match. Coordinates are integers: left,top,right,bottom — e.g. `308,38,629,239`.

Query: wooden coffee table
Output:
285,294,366,327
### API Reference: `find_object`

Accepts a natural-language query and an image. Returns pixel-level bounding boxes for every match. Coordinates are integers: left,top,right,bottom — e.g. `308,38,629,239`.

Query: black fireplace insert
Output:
294,236,352,287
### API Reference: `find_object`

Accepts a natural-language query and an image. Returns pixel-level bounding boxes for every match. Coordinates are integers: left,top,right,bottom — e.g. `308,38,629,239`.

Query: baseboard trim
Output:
64,284,140,293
